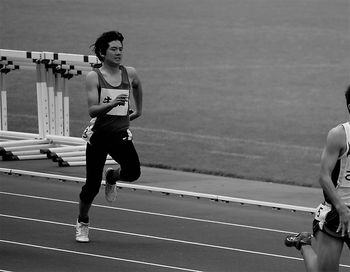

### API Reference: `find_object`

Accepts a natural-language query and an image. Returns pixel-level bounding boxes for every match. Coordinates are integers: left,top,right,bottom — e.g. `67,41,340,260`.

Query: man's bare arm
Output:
319,126,350,236
127,67,143,121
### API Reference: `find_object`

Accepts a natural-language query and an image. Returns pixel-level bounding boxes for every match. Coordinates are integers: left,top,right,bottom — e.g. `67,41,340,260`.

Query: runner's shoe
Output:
284,232,312,250
75,220,90,243
105,168,117,202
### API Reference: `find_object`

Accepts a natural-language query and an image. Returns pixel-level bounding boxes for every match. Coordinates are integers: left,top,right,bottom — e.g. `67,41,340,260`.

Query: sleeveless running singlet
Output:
93,66,131,133
327,122,350,206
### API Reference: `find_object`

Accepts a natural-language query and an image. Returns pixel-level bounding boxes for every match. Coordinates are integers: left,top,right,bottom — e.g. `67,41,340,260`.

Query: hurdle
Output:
50,150,86,160
40,135,88,166
0,49,100,164
0,50,98,136
0,138,54,161
42,145,87,158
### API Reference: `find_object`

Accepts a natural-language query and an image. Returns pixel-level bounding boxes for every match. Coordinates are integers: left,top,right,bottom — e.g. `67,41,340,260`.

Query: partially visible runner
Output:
76,30,143,242
285,85,350,271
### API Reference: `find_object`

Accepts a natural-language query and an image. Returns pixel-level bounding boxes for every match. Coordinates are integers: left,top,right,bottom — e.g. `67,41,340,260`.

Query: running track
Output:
1,173,349,271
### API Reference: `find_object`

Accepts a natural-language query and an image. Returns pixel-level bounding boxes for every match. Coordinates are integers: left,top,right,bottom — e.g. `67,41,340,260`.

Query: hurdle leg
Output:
40,62,50,137
62,75,70,136
54,73,64,136
46,63,56,134
0,72,2,130
36,62,44,138
0,71,8,131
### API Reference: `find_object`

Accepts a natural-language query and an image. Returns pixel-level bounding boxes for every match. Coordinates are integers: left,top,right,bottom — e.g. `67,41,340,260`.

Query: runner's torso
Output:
93,66,131,133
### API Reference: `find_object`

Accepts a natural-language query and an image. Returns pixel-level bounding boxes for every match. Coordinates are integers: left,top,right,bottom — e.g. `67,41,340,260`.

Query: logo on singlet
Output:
103,96,112,103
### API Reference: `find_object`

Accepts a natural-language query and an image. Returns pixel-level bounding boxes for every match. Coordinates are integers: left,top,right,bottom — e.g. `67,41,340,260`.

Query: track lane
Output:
1,174,349,271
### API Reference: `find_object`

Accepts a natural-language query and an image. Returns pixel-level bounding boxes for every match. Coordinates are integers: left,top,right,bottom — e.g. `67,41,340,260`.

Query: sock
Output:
107,168,120,185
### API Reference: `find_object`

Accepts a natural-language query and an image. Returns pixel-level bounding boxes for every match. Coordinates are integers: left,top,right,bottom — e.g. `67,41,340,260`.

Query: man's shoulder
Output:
331,123,348,135
123,66,137,75
122,66,139,83
327,124,347,147
86,69,99,85
86,69,99,78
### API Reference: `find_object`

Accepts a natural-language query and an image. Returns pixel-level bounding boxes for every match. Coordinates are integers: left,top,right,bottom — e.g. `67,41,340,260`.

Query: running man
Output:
284,85,350,271
76,30,143,242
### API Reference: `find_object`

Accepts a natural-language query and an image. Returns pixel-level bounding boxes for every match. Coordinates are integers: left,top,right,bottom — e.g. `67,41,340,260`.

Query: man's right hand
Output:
113,94,128,107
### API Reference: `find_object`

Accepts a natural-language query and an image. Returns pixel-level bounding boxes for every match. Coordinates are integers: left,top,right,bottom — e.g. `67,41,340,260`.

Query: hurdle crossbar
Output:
0,131,40,140
0,139,50,148
43,51,99,66
51,150,85,158
1,143,55,153
2,153,48,161
5,149,43,156
41,143,85,153
0,49,42,61
1,61,90,76
0,140,53,156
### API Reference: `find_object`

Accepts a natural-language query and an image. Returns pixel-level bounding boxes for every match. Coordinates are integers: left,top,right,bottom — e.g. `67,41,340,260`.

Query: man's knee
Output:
80,182,101,203
315,231,343,271
121,168,141,182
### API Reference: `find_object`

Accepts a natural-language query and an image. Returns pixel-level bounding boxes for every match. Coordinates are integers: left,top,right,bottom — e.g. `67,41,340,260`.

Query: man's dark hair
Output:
345,85,350,113
92,31,124,61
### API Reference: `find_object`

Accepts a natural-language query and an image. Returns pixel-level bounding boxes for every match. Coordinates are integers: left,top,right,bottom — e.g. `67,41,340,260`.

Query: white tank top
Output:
332,122,350,206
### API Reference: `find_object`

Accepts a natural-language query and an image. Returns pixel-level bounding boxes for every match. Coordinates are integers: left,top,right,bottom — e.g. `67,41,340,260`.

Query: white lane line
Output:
3,214,349,268
1,213,303,263
0,239,204,272
0,170,315,213
0,191,296,234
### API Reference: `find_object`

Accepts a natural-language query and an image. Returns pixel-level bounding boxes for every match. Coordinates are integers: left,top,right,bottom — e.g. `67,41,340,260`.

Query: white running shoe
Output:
75,220,90,243
105,168,117,202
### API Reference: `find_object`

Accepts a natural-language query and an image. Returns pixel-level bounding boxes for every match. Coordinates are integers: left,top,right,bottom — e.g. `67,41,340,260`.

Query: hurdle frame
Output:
0,49,100,164
0,49,99,138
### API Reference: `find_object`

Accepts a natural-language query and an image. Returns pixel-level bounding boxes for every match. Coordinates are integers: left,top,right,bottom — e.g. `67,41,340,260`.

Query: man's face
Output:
104,40,123,65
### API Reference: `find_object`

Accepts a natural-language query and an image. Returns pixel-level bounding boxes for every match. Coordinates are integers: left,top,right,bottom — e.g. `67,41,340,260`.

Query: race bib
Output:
100,88,129,116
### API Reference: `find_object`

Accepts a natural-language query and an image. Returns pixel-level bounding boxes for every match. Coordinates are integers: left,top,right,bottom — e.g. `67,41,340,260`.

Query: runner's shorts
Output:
313,202,350,247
